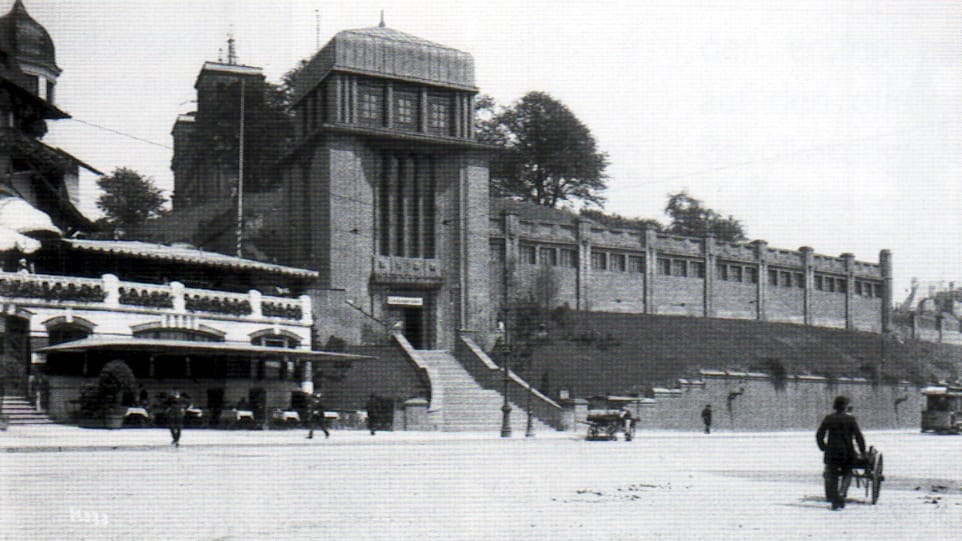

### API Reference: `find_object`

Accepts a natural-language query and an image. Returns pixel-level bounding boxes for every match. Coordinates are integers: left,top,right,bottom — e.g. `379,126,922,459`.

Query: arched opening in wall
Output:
132,327,225,342
249,329,302,349
43,316,97,346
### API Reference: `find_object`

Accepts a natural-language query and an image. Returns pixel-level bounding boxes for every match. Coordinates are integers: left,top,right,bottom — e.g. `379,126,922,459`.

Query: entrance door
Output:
0,316,30,395
402,307,425,349
387,295,433,349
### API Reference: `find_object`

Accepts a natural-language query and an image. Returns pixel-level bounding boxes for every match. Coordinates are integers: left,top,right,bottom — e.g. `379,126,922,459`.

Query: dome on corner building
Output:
0,0,60,76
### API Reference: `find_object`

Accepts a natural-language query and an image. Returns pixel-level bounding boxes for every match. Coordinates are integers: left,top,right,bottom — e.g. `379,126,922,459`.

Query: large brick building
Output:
166,23,892,351
158,21,896,430
280,23,492,351
489,198,892,334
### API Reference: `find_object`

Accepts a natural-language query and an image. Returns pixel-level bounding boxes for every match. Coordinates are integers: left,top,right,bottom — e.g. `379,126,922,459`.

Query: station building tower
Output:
283,22,492,350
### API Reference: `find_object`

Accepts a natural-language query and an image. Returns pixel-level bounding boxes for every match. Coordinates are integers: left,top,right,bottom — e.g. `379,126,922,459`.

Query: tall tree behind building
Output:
95,167,168,237
193,80,293,193
477,92,608,208
664,191,746,242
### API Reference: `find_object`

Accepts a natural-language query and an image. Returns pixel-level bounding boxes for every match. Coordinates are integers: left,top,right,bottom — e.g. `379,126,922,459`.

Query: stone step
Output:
1,395,54,425
410,348,554,432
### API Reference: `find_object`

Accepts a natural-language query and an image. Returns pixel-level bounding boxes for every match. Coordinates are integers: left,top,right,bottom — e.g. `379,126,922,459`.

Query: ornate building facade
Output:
0,2,357,427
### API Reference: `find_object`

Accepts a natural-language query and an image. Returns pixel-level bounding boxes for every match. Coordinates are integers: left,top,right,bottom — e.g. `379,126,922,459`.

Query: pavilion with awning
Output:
37,337,370,424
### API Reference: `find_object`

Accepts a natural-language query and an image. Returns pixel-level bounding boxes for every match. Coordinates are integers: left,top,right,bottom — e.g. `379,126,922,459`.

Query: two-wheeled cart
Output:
828,446,884,505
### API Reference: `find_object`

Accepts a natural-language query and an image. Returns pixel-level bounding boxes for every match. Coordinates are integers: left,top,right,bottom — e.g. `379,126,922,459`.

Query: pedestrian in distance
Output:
365,394,378,435
701,404,712,434
816,395,867,510
619,407,635,441
306,392,329,439
166,391,187,447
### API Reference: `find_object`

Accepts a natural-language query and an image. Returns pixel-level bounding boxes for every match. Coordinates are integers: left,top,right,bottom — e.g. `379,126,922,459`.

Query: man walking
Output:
816,395,867,510
167,391,186,447
701,404,712,434
306,392,329,439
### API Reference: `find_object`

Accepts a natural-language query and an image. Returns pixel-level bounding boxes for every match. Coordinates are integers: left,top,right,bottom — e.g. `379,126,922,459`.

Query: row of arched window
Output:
45,321,302,349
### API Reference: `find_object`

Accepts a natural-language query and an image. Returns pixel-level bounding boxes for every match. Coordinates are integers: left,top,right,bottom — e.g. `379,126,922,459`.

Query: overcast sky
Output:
28,0,962,302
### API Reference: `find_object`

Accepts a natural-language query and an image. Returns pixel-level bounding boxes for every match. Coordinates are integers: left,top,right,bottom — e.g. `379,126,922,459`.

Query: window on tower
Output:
359,83,385,126
394,87,419,130
427,94,452,136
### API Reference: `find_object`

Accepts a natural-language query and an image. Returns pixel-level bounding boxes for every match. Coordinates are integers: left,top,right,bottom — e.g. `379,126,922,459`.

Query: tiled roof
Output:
63,238,318,279
293,25,475,104
340,26,463,52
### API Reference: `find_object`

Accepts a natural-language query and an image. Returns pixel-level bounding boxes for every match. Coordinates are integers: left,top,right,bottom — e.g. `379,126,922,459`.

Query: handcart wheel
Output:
870,453,883,504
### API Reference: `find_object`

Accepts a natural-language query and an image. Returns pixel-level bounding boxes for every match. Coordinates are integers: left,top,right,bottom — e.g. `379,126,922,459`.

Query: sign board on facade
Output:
387,296,424,307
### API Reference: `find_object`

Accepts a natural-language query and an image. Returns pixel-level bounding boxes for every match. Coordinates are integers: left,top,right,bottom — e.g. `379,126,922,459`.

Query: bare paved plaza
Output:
2,428,961,540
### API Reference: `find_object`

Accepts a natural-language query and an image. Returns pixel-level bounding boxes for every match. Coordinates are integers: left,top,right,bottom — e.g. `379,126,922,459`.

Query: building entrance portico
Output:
386,293,432,349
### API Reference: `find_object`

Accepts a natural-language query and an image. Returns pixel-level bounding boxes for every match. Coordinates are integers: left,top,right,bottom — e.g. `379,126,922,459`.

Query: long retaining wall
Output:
581,372,922,432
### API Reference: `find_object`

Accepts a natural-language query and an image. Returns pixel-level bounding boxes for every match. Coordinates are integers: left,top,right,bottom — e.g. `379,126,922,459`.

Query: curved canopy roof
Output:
64,238,319,279
38,336,368,361
0,225,40,253
0,195,61,235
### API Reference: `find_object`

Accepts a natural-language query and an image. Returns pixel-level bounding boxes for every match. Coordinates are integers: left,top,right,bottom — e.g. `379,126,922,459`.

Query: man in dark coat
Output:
701,404,712,434
167,391,187,447
306,393,329,439
816,395,867,510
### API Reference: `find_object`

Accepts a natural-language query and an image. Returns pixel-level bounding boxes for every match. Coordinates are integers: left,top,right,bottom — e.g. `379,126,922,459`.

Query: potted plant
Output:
78,360,137,428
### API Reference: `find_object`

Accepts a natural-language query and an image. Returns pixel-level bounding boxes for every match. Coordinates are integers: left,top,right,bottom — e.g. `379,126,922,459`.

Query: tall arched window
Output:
133,328,224,342
249,329,301,349
43,316,96,345
376,152,436,258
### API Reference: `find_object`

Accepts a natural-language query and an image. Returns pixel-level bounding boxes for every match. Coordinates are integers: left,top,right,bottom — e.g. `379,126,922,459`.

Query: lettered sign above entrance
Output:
387,296,424,307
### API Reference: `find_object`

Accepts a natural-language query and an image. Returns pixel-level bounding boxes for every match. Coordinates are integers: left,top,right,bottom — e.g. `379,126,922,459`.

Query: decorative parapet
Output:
371,255,443,285
714,241,756,262
262,299,304,321
0,272,105,303
0,271,310,324
655,234,704,257
184,290,252,316
119,284,173,308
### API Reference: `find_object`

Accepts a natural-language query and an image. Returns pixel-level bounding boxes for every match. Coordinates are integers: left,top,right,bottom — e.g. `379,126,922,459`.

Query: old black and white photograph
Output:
1,1,960,539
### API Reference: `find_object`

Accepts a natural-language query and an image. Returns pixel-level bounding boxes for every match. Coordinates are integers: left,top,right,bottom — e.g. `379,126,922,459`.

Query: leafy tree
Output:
664,191,746,242
479,92,608,208
95,167,168,235
275,58,310,111
191,77,294,194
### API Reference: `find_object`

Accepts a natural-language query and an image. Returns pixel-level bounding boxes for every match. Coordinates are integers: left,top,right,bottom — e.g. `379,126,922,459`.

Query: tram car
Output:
921,385,962,434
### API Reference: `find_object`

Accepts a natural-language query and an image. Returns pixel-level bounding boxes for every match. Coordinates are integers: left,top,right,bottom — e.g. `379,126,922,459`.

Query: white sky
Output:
28,0,962,301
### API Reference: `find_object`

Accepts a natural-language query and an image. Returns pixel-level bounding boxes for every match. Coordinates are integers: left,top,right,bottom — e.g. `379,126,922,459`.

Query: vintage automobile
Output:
583,409,636,441
921,385,962,434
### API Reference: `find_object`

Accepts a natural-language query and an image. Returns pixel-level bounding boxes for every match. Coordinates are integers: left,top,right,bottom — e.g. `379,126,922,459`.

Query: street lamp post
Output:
499,319,512,438
524,382,534,438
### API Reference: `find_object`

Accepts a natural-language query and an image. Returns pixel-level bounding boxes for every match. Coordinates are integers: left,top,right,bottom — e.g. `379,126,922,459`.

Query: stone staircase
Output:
0,395,54,425
416,350,553,433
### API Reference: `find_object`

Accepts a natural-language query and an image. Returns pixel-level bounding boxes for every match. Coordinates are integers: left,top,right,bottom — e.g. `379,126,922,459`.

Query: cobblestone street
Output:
3,427,961,540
